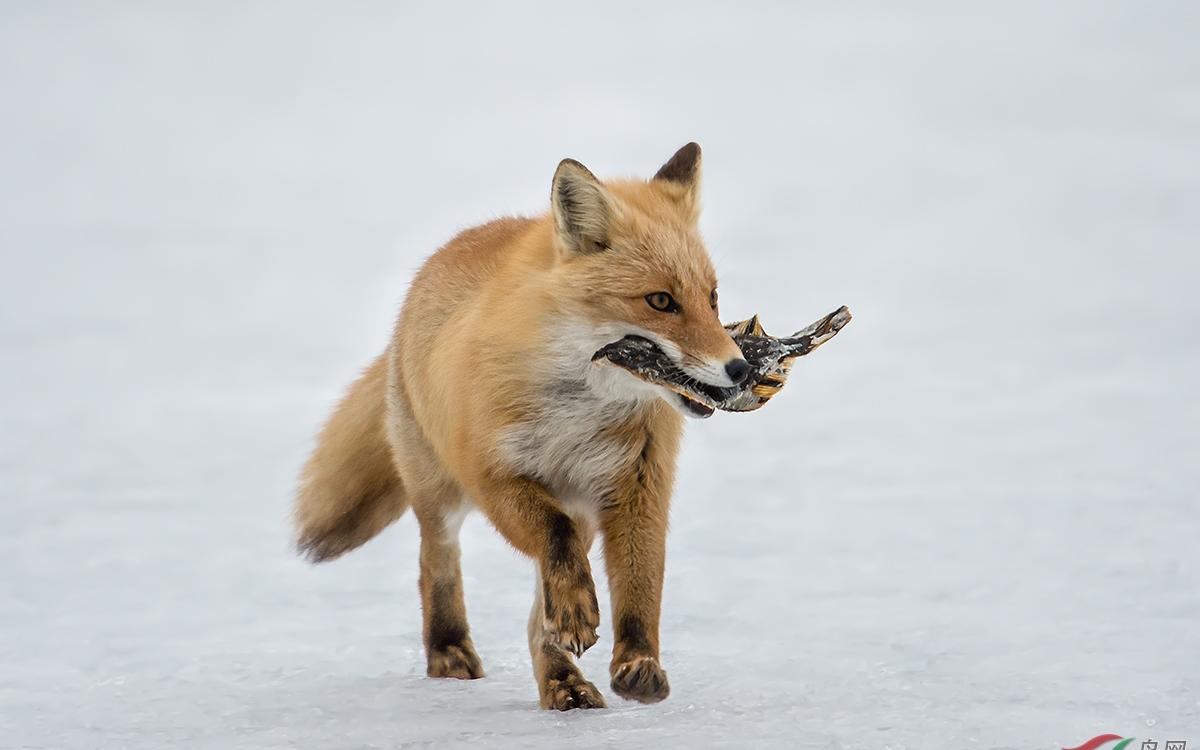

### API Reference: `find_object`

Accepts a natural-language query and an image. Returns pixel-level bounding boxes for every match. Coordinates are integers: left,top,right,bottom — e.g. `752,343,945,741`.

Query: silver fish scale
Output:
592,306,851,413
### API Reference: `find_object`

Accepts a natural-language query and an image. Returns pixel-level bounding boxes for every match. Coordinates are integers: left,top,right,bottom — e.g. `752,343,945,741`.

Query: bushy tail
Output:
295,352,408,562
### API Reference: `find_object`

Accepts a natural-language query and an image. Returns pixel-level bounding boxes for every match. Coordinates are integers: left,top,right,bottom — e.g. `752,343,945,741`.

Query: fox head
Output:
546,143,749,418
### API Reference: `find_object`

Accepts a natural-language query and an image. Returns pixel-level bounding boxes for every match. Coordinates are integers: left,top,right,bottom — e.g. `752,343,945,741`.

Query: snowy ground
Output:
2,3,1198,748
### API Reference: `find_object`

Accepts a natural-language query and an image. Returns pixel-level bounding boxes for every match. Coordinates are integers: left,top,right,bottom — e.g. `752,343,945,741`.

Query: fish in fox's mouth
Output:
590,306,852,414
675,392,716,419
590,334,735,414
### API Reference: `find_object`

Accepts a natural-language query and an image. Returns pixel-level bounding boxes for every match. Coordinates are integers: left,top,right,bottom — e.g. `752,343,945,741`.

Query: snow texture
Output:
2,3,1198,748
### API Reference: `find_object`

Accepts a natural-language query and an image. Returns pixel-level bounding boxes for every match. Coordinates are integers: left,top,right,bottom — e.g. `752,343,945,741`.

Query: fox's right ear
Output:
654,142,701,187
653,142,702,222
551,159,616,254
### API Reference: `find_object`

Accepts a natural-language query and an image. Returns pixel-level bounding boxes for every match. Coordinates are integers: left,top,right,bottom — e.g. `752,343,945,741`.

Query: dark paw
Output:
611,656,669,704
426,643,484,679
541,666,607,711
542,574,600,657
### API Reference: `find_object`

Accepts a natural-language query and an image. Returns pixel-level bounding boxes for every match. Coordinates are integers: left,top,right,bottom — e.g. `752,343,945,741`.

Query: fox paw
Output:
611,656,670,704
540,665,607,711
426,643,484,680
542,573,600,656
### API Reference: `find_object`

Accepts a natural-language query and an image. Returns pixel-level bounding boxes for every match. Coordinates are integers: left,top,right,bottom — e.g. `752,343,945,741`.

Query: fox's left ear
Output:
552,158,618,254
653,142,702,221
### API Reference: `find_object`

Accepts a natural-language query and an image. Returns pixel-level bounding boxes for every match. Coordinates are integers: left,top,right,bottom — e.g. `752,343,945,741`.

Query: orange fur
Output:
295,143,742,709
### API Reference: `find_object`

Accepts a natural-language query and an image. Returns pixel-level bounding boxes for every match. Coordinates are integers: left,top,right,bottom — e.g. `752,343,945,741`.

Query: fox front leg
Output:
475,475,601,657
600,426,679,704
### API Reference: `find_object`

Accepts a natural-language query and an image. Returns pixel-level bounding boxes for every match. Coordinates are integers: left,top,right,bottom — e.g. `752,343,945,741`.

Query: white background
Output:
2,2,1197,748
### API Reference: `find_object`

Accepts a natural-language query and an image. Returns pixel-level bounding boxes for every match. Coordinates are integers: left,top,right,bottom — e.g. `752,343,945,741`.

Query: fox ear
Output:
654,142,701,186
551,158,615,254
653,142,702,220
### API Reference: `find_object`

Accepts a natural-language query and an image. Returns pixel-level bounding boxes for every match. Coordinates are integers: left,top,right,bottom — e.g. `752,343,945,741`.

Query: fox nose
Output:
725,358,751,385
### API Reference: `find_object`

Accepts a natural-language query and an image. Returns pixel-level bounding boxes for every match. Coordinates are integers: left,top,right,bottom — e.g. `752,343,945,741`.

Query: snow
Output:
2,2,1198,748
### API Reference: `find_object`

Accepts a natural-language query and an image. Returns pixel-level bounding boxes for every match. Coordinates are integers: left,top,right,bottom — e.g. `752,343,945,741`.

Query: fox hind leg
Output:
386,367,482,679
416,500,483,680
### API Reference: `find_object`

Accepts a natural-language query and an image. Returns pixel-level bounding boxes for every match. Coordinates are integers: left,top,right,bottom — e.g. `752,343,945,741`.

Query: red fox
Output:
295,143,752,710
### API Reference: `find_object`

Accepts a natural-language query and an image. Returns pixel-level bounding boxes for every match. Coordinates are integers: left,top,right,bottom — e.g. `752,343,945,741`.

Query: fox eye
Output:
645,291,680,313
709,289,718,310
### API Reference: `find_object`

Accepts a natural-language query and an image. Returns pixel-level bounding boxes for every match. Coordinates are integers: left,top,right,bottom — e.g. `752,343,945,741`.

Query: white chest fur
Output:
493,320,661,504
497,384,643,500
